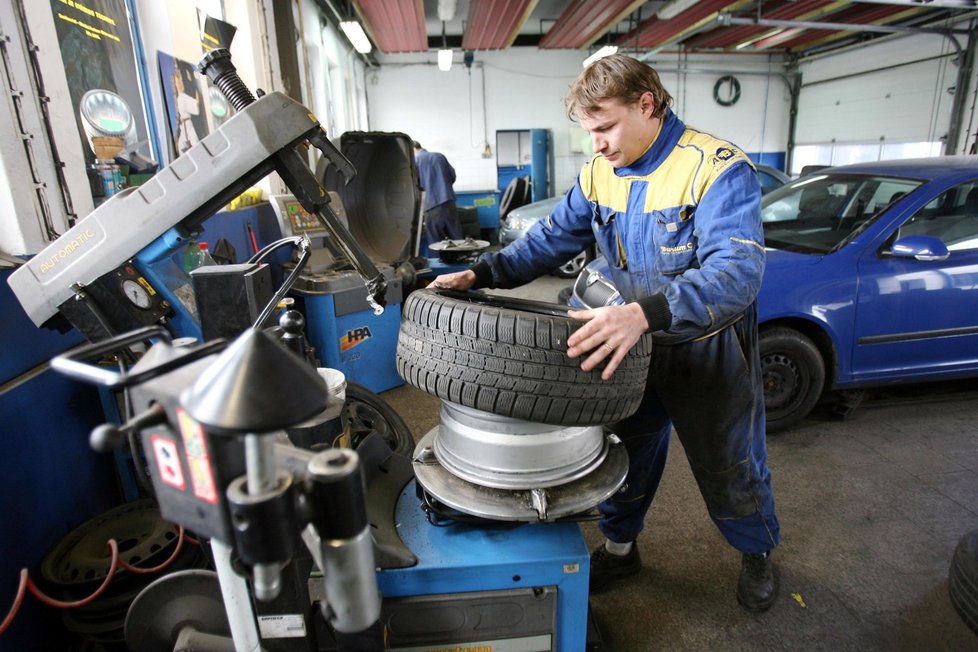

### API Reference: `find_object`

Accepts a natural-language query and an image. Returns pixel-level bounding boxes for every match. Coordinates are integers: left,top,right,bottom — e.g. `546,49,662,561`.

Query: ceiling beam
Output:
717,10,972,37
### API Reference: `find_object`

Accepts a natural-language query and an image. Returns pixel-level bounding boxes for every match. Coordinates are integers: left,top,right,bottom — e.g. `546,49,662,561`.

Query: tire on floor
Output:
949,528,978,635
396,288,652,426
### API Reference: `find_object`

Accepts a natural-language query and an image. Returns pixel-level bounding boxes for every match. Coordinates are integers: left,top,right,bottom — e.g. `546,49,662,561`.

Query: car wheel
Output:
553,248,594,279
949,529,978,635
556,285,573,305
760,327,825,432
396,289,653,426
499,176,531,220
344,381,415,456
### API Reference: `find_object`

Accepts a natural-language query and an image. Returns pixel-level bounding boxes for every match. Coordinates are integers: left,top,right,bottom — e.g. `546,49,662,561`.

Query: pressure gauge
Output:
122,279,152,309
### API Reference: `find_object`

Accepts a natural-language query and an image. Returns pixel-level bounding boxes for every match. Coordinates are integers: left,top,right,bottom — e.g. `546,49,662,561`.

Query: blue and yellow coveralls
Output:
470,109,781,554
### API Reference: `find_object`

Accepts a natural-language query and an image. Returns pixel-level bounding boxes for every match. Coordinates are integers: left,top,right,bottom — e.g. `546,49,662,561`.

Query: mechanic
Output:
413,140,463,243
429,54,781,612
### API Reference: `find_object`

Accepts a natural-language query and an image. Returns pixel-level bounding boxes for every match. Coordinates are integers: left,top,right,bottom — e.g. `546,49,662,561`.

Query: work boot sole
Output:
589,558,641,593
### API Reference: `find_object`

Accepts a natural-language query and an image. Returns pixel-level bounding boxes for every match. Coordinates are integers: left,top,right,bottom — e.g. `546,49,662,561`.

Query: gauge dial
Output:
122,279,152,309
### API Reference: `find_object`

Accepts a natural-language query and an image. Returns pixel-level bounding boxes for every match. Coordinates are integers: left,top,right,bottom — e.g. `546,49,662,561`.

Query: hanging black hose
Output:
713,75,741,107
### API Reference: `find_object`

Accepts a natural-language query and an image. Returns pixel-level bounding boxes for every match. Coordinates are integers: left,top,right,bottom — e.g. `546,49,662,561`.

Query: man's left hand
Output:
567,303,649,380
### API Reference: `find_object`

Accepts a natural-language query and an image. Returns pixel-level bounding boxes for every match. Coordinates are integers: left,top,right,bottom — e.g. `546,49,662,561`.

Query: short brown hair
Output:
565,54,673,120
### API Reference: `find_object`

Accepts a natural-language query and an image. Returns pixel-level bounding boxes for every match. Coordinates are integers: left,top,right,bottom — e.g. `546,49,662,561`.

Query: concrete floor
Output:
379,276,978,650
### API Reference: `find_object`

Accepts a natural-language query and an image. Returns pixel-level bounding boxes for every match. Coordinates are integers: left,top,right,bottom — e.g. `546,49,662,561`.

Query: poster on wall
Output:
158,52,209,161
50,0,151,165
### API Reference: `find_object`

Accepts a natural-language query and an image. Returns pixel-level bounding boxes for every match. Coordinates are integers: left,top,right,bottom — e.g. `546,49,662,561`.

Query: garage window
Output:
792,142,944,176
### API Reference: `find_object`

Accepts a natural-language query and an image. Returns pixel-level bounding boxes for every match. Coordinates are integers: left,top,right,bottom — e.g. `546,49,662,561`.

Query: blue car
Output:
571,156,978,431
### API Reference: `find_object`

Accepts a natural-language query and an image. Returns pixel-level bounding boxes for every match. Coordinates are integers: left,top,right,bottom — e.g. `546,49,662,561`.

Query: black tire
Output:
553,247,594,279
760,327,825,433
557,285,573,305
344,381,415,456
950,529,978,635
499,177,531,220
396,289,653,425
457,206,480,239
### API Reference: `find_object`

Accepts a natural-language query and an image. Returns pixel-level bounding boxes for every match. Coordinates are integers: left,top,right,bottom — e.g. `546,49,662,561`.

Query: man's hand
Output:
429,269,476,291
567,303,649,380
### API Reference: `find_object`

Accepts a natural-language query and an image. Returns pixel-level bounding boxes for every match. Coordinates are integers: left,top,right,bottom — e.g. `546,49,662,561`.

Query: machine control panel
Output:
282,199,319,234
270,192,349,239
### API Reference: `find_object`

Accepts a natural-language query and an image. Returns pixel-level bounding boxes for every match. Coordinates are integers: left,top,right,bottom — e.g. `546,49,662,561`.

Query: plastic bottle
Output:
182,239,201,274
197,242,217,267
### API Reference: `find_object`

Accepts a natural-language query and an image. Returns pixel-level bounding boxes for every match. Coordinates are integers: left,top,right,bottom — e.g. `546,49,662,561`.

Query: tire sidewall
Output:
760,327,825,432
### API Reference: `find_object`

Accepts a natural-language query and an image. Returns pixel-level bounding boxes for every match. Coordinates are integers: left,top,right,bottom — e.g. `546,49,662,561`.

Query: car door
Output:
851,179,978,382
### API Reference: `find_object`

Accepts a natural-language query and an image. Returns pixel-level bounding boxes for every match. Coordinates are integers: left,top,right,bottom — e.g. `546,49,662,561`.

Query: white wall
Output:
642,52,793,157
367,48,792,194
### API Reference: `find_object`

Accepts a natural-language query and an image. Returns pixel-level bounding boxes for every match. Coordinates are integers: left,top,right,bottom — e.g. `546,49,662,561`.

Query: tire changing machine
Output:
8,50,624,651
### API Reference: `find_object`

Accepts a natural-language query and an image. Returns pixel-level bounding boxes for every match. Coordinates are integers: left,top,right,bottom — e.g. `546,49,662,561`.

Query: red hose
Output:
0,526,189,635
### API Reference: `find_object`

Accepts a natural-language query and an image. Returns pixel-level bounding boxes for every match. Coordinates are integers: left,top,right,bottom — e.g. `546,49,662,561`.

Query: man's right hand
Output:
429,269,476,291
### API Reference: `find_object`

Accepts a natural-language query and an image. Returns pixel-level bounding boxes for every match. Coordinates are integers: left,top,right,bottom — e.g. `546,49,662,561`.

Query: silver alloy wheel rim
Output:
432,401,606,489
559,251,588,276
413,428,627,521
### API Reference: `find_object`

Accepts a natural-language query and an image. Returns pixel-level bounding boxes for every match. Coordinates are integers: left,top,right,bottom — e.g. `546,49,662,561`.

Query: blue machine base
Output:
300,292,403,394
376,483,590,651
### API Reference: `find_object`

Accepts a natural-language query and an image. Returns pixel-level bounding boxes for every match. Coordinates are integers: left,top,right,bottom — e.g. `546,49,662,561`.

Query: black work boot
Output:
737,551,776,612
589,544,641,593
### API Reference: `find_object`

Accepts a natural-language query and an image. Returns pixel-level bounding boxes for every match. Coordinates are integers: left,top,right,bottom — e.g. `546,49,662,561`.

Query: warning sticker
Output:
151,435,185,490
176,409,218,504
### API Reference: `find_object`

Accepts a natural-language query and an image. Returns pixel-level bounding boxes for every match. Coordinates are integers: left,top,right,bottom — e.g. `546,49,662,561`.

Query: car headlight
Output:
506,216,534,231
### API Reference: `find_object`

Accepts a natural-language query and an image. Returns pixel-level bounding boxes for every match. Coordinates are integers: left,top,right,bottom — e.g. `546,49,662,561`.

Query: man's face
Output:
577,92,658,168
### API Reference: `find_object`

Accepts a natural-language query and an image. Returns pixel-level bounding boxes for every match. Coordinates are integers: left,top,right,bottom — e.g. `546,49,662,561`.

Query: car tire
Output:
458,205,481,239
760,327,825,433
950,529,978,635
344,381,415,457
553,247,594,279
499,176,531,220
556,285,573,305
396,289,653,426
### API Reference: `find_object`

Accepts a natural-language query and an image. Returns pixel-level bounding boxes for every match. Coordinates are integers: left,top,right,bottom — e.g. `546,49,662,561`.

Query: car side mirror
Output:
889,235,950,262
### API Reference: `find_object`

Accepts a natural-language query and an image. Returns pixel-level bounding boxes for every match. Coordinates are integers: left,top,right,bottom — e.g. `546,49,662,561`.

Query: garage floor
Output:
380,276,978,650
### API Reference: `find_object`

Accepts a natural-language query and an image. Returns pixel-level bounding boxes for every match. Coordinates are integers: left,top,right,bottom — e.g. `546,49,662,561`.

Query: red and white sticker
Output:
151,435,185,490
176,408,219,504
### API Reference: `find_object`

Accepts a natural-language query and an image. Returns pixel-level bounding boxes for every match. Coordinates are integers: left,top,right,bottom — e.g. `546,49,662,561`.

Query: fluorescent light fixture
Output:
437,0,456,22
438,48,453,71
340,20,372,54
583,45,618,68
657,0,698,20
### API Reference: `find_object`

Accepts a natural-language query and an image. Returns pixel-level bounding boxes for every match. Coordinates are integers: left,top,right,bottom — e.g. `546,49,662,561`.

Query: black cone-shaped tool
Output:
182,328,326,434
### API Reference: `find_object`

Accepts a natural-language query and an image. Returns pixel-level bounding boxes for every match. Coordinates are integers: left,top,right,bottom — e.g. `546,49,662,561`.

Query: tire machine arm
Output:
7,48,386,342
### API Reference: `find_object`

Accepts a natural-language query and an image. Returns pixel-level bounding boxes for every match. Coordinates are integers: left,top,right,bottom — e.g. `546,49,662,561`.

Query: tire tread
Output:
397,290,652,425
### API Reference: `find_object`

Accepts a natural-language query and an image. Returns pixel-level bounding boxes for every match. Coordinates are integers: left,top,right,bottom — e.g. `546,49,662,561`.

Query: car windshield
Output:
761,173,923,254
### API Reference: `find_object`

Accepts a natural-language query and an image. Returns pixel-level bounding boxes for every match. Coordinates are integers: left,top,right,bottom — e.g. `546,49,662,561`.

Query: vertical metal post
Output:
211,539,263,652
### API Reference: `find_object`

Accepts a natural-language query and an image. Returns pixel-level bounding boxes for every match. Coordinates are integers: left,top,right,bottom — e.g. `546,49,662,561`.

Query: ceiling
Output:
346,0,975,60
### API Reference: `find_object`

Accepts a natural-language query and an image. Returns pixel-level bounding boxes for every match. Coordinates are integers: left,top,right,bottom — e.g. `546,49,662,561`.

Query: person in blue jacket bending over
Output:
430,54,781,612
413,140,462,243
